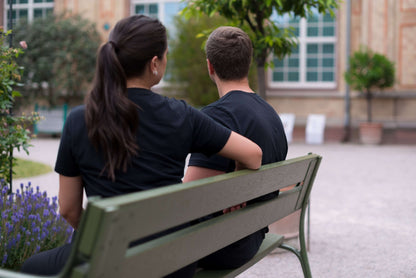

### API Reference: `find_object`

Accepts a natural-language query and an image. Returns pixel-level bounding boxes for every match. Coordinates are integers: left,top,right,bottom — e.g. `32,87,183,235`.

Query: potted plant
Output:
344,48,395,144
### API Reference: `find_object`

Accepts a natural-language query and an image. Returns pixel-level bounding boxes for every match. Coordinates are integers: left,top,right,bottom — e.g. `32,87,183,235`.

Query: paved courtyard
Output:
13,139,416,278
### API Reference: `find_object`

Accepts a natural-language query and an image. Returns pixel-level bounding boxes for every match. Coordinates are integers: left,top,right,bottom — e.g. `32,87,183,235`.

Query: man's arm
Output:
183,166,225,183
183,166,246,213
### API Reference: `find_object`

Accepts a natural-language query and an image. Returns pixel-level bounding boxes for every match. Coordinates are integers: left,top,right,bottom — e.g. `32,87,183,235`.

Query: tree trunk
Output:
256,53,267,100
48,86,55,107
256,65,266,99
366,90,372,123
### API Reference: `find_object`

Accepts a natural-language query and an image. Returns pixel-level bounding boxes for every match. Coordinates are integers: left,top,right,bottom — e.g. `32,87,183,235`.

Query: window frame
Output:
3,0,54,28
269,12,338,90
130,0,182,23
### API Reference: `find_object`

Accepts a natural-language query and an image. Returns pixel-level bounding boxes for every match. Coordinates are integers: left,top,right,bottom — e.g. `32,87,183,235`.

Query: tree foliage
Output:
182,0,338,99
168,14,258,106
13,13,101,106
344,48,395,122
167,15,226,106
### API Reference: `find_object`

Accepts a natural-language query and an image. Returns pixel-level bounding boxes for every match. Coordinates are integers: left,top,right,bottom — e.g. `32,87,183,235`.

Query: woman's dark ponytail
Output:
85,15,167,181
85,41,139,181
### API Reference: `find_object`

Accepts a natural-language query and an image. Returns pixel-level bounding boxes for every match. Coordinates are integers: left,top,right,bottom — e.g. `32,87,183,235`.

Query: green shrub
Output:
0,30,39,186
13,13,101,106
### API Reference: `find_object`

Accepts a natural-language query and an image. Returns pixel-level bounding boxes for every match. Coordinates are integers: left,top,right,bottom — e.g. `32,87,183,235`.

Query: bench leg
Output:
278,203,312,278
279,243,311,278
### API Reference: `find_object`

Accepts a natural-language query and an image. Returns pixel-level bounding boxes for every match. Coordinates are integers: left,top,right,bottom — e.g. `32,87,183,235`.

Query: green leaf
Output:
12,91,22,98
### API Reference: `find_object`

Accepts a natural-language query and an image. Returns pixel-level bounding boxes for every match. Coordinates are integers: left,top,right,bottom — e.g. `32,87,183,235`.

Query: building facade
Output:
2,0,416,139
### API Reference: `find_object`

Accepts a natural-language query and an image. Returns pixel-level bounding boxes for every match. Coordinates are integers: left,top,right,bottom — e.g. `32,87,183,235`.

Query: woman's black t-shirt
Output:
55,88,231,197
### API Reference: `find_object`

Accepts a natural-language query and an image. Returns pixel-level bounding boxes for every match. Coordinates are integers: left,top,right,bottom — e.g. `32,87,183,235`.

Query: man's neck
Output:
216,79,254,98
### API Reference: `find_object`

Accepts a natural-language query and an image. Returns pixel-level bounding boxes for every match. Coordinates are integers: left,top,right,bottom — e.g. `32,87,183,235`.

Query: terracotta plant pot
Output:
359,122,383,145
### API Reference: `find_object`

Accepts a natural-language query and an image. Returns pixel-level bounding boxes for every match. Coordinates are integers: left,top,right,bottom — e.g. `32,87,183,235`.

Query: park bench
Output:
34,104,68,135
0,153,322,278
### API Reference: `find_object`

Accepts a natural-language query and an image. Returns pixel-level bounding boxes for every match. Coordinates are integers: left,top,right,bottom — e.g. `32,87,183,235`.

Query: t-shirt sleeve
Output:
188,107,236,172
189,106,231,157
54,108,81,177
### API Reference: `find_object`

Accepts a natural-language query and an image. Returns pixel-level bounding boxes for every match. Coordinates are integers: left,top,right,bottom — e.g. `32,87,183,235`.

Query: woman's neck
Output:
126,76,154,90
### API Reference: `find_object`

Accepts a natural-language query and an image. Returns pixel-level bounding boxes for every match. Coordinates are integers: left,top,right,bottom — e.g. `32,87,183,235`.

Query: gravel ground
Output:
13,139,416,278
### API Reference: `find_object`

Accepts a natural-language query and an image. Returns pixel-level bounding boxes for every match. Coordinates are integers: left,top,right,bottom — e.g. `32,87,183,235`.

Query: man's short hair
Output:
205,26,253,81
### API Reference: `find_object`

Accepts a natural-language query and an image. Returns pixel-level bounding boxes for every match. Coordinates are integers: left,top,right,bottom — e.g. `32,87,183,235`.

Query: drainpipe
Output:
343,0,352,142
8,1,14,194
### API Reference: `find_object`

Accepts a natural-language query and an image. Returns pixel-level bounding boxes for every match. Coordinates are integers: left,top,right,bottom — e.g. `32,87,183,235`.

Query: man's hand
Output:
223,202,247,214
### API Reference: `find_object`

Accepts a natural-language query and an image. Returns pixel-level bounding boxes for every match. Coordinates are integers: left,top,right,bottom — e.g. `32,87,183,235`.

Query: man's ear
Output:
207,59,215,75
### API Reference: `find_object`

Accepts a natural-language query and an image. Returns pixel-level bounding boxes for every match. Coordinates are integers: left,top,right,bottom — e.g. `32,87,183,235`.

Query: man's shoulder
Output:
201,99,230,117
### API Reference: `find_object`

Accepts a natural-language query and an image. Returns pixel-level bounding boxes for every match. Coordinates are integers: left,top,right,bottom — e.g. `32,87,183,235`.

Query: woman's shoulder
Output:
67,105,86,120
157,95,194,114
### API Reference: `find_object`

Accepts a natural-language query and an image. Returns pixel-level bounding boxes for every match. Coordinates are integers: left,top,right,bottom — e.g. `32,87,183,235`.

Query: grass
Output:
13,158,52,179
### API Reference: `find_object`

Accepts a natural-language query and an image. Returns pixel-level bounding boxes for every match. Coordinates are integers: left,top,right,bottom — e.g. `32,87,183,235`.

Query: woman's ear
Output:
150,56,159,73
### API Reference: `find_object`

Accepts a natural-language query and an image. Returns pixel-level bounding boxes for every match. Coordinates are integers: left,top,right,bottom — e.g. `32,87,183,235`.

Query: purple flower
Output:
1,182,73,266
40,232,47,241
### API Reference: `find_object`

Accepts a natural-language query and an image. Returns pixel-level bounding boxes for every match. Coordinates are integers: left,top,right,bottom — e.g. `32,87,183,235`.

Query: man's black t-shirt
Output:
189,90,288,173
188,90,288,268
55,88,231,197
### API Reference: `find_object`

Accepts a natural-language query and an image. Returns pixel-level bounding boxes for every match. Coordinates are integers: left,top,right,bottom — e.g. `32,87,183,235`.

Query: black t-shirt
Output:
55,88,231,197
189,90,288,172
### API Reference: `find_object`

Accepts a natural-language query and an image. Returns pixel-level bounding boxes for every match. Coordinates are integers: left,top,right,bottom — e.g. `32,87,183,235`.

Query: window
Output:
131,1,184,37
271,9,337,89
134,3,159,18
131,1,184,83
4,0,54,27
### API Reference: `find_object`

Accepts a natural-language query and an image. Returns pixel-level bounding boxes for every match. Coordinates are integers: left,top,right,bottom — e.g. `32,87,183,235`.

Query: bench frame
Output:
0,153,321,278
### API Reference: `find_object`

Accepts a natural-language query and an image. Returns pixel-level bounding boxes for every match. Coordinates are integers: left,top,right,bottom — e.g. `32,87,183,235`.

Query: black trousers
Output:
20,242,72,275
198,230,264,269
20,242,196,277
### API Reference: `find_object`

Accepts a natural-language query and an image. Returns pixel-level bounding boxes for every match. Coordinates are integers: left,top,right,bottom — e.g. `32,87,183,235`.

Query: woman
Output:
21,15,261,277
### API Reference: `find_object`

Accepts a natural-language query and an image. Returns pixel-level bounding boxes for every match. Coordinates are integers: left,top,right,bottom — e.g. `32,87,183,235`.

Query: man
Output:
183,26,288,269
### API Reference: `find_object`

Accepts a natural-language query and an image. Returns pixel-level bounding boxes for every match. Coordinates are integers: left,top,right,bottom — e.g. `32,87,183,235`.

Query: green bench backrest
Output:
62,153,321,278
0,154,321,278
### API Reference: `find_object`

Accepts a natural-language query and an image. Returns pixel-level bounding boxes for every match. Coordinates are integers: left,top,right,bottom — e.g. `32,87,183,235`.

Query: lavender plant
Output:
0,181,73,270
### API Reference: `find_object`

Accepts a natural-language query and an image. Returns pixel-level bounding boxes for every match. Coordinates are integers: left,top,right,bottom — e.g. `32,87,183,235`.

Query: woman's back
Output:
56,88,230,197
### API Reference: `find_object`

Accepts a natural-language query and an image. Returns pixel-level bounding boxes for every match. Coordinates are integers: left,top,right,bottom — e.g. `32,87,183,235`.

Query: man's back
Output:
188,90,287,172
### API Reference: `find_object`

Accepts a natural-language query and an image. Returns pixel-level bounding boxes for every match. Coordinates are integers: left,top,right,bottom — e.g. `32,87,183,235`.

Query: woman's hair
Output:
85,15,167,181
